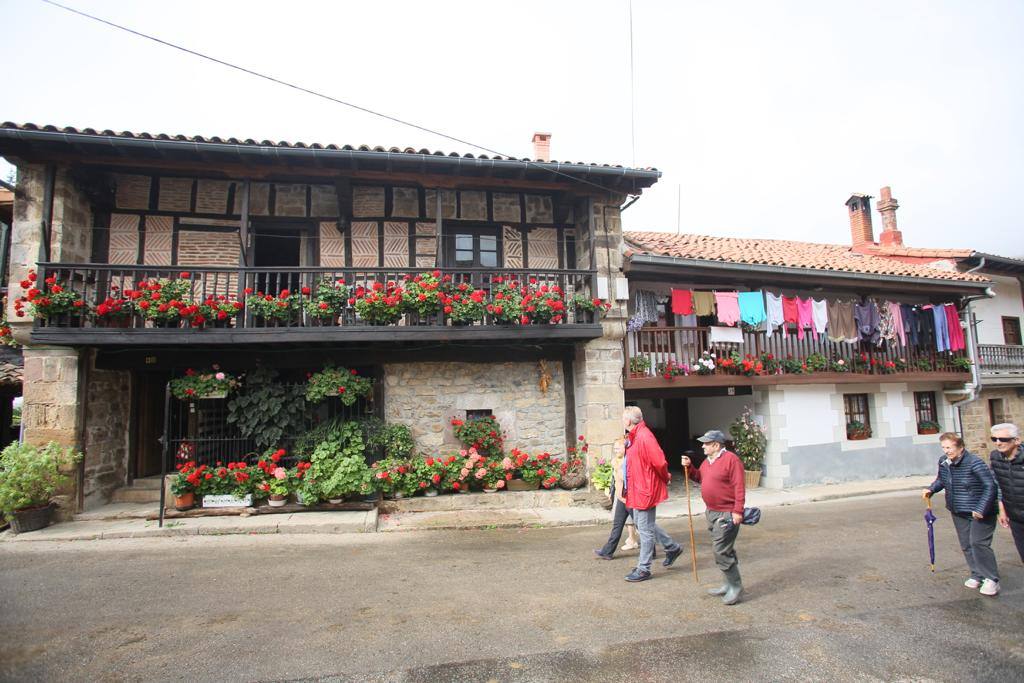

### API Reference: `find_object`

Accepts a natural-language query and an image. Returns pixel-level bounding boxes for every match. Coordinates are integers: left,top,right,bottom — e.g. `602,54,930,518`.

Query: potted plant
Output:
170,366,240,401
266,466,290,507
846,421,872,440
918,420,941,435
559,436,589,490
92,293,134,328
442,283,488,325
305,366,373,406
520,281,567,325
351,281,405,325
487,277,524,325
0,441,83,533
197,461,254,508
303,277,349,326
570,294,612,323
729,408,766,489
509,448,560,490
412,457,448,496
199,295,244,328
170,461,201,510
451,414,505,458
371,457,411,498
292,461,317,505
950,357,973,372
403,270,449,325
693,351,717,375
244,289,301,326
629,355,652,378
15,270,86,326
126,276,195,328
308,422,371,503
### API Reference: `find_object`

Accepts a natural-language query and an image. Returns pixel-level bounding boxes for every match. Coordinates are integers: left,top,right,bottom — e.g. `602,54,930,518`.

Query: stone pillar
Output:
574,199,629,472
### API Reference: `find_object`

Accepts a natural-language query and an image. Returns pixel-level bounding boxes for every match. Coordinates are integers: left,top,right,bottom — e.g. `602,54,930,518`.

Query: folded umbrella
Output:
924,498,937,572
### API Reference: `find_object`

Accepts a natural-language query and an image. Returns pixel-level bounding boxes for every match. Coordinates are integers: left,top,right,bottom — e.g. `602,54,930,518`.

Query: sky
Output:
2,0,1022,254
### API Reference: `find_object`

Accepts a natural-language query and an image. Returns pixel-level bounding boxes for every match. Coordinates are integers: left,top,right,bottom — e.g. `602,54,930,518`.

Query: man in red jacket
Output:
682,430,746,605
623,406,683,582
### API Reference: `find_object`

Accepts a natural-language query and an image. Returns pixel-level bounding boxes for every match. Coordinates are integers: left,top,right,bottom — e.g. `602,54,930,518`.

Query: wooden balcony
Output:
978,344,1024,380
624,326,971,389
26,263,603,346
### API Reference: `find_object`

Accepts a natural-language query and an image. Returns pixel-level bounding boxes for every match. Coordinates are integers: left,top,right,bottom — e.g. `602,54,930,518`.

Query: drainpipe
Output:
951,256,992,409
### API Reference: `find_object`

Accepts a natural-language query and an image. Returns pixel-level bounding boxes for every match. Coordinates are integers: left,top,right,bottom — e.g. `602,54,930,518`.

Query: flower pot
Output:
424,488,439,497
918,427,939,435
559,472,586,490
483,487,498,493
268,494,287,507
9,504,55,534
202,494,253,508
847,431,871,441
393,491,405,499
328,498,343,504
744,469,762,489
507,478,539,492
457,484,471,493
173,492,195,511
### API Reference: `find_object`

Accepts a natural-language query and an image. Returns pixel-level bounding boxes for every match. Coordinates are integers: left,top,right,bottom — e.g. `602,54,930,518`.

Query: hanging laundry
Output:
855,301,881,345
795,297,814,340
919,306,937,350
811,298,829,338
633,290,660,325
671,289,693,316
930,305,950,352
738,291,766,327
888,302,906,347
709,325,744,344
714,291,741,326
900,304,919,347
692,291,716,317
782,296,799,325
827,300,857,343
765,292,786,337
945,304,965,352
675,313,698,327
878,302,897,347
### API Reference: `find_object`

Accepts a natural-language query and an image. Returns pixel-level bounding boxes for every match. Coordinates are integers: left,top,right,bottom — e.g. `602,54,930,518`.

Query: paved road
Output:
2,492,1023,682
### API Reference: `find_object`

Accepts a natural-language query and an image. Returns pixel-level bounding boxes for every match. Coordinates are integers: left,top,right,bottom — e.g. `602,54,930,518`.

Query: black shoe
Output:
625,569,652,582
662,547,683,567
593,549,613,560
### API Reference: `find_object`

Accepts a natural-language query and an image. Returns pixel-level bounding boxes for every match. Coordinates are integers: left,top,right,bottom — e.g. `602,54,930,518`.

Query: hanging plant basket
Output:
559,472,587,490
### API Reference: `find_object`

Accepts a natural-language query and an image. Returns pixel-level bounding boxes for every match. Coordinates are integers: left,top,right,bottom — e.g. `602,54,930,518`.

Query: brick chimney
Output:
846,193,874,247
531,132,551,162
876,185,902,246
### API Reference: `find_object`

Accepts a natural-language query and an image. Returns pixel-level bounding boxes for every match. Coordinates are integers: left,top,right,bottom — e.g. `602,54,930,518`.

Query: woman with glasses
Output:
989,423,1024,563
922,432,1000,596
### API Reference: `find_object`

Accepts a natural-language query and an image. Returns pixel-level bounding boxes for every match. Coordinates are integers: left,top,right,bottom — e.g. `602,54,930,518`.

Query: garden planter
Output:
328,497,343,504
49,313,84,328
407,312,440,326
311,316,338,327
268,494,287,507
559,472,586,490
918,428,940,435
9,504,55,534
744,469,762,489
457,485,471,493
424,488,439,497
96,317,132,329
202,494,253,508
847,431,871,441
173,492,195,511
483,487,498,493
151,319,181,329
507,478,539,492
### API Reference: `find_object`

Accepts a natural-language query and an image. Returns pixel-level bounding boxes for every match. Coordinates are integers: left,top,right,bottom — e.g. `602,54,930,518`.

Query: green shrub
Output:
0,441,83,517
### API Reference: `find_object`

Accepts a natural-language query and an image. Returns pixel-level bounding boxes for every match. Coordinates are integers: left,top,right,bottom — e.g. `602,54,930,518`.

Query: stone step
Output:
111,487,162,504
129,476,166,490
379,488,602,514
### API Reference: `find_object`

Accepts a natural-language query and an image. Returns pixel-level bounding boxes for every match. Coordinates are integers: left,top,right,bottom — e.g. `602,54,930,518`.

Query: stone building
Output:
0,122,659,511
620,190,992,488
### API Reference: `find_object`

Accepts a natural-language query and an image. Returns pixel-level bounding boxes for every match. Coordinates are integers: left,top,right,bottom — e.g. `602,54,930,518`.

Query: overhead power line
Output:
39,0,641,198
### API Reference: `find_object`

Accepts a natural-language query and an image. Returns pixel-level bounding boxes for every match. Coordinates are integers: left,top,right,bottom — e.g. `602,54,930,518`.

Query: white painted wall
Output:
774,384,839,447
973,274,1024,345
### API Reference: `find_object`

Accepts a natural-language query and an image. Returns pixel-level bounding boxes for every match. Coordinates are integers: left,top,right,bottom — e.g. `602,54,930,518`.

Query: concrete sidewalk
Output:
0,474,932,542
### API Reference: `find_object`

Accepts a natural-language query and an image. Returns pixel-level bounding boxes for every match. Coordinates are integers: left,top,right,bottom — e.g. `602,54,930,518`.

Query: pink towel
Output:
795,297,814,340
888,302,906,347
714,291,740,326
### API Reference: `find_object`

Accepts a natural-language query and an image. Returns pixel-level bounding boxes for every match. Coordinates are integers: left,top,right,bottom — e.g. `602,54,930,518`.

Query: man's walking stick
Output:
683,463,699,582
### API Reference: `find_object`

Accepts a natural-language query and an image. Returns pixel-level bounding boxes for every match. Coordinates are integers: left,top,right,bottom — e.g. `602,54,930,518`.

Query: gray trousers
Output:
633,507,680,573
951,513,999,582
706,510,741,585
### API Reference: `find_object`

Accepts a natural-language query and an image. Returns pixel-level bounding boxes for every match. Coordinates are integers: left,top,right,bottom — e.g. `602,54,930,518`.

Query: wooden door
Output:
134,373,169,479
1003,316,1022,346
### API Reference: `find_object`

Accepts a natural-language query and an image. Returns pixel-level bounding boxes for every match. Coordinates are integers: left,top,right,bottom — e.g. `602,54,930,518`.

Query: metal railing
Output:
30,263,599,330
625,326,970,379
978,344,1024,375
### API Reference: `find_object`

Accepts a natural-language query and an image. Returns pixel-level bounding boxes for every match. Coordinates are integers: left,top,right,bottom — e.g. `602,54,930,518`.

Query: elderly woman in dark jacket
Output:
989,422,1024,562
922,432,1000,596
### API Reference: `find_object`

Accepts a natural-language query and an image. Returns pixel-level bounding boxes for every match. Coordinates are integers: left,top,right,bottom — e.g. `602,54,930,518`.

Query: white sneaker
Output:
980,579,1000,596
964,578,981,589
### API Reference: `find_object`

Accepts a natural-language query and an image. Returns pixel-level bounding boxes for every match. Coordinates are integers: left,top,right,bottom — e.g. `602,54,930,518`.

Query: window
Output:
990,398,1007,426
465,409,492,421
446,227,500,268
914,391,938,427
844,393,871,435
1003,317,1022,346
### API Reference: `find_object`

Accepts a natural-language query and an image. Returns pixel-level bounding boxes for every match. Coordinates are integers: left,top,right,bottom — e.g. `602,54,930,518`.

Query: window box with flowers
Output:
245,289,302,326
629,355,653,378
656,360,689,380
846,421,872,440
403,270,450,325
520,281,568,325
487,277,523,325
442,283,488,325
693,351,717,376
92,292,134,328
126,276,195,328
351,281,405,325
917,420,941,435
303,277,350,326
170,366,240,401
16,270,86,326
305,366,373,406
199,295,244,328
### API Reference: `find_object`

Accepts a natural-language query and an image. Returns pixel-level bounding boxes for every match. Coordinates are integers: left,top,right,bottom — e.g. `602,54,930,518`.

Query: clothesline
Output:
631,288,966,353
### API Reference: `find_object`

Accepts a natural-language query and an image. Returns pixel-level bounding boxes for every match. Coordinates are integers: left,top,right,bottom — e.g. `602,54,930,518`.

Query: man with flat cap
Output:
682,429,747,605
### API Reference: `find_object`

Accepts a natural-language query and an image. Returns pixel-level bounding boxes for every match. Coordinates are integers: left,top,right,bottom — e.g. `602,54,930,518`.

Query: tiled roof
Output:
624,231,989,283
0,122,656,171
864,245,974,258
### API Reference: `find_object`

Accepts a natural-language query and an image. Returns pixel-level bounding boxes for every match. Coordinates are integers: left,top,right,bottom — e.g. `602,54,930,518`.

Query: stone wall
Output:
961,387,1024,459
383,361,567,456
81,361,131,509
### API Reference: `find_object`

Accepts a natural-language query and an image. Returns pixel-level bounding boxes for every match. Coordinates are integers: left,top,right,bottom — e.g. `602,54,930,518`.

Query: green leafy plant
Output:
846,420,872,438
126,277,194,322
245,289,301,323
226,367,307,451
830,358,850,373
729,407,767,471
571,294,612,318
487,277,523,324
367,423,415,459
918,420,941,433
950,356,973,372
805,353,829,372
305,366,373,405
169,366,240,400
403,270,448,317
781,357,808,374
15,270,85,318
303,277,349,321
0,441,83,516
309,422,372,500
450,414,504,457
591,459,613,494
629,355,652,375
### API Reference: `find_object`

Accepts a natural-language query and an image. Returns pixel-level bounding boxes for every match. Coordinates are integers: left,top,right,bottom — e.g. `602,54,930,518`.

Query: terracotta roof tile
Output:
624,231,989,283
864,245,975,258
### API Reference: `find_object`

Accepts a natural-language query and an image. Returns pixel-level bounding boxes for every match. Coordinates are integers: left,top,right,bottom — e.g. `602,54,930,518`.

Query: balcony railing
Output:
978,344,1024,375
625,326,970,382
26,263,601,343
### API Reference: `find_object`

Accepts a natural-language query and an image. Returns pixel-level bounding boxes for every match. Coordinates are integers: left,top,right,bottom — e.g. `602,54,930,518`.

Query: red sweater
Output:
688,450,746,514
